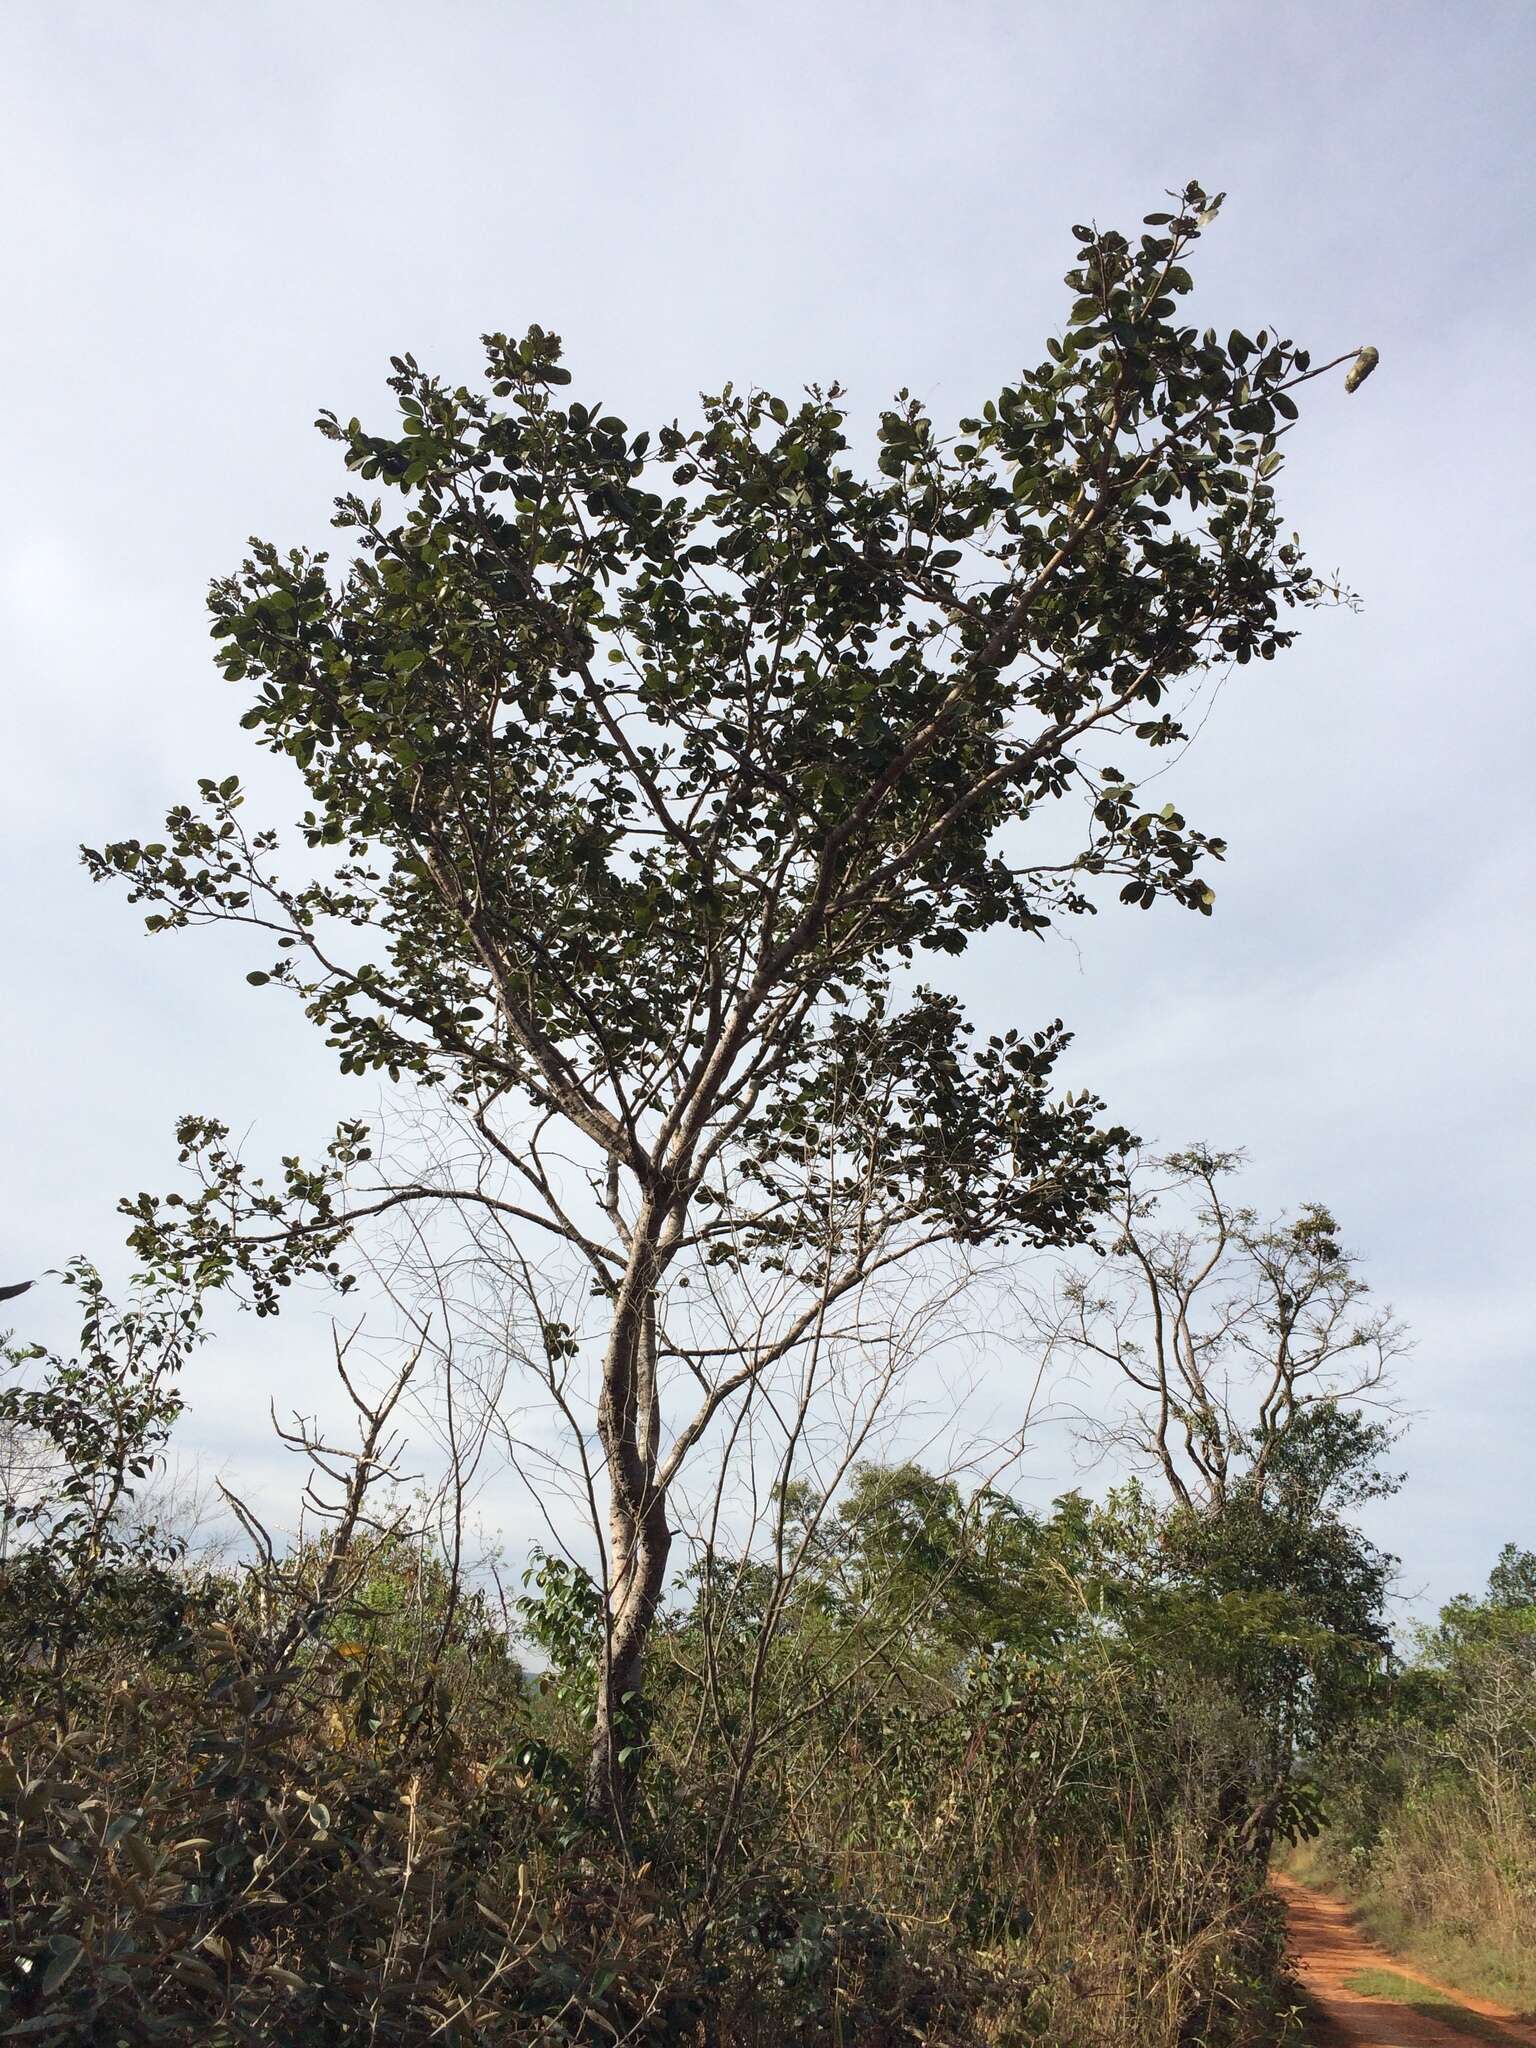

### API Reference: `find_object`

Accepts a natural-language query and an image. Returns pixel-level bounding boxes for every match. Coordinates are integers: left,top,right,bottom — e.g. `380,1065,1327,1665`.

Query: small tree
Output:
86,186,1367,1820
1418,1548,1536,1841
0,1262,203,1685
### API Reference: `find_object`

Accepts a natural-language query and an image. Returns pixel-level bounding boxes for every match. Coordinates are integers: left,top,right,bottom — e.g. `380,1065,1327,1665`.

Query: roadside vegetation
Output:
1292,1545,1536,2017
1,1170,1403,2043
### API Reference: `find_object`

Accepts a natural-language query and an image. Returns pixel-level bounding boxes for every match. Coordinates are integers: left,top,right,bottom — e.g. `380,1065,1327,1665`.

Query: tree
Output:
1021,1149,1407,1853
85,184,1366,1821
1034,1146,1405,1512
1152,1410,1399,1814
0,1261,203,1686
1415,1548,1536,1839
1486,1543,1536,1614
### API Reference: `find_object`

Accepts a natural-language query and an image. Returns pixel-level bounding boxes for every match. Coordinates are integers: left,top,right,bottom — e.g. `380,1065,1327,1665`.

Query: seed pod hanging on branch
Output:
1344,345,1380,393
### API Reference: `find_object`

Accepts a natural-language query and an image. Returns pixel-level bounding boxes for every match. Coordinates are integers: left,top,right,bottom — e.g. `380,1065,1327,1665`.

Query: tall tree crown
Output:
88,184,1352,1308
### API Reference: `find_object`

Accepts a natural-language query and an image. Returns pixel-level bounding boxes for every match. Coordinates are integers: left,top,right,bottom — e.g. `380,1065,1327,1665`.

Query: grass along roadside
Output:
1282,1843,1536,2021
1339,1969,1520,2046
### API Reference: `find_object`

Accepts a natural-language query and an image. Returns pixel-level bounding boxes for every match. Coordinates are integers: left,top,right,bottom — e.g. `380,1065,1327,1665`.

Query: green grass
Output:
1340,1968,1517,2044
1349,1904,1536,2018
1280,1845,1536,2020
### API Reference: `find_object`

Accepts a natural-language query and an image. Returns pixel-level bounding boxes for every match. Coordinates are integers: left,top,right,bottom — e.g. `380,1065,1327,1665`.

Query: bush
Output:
1,1274,1365,2043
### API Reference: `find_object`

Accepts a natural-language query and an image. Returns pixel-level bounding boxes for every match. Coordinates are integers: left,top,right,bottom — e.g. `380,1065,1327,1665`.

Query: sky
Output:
2,0,1532,1620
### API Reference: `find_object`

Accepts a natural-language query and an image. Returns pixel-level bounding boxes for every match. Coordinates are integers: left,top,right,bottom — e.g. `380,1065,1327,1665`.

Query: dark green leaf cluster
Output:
82,185,1345,1297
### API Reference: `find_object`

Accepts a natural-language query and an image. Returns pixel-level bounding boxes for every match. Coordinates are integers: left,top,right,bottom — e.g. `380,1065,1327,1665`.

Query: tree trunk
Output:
586,1230,671,1828
586,1490,671,1826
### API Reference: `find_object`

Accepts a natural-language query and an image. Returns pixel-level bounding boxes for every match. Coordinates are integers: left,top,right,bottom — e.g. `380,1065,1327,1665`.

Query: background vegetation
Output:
0,1202,1412,2045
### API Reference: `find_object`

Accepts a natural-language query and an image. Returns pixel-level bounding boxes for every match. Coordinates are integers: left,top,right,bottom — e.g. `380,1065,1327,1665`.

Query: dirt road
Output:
1275,1872,1536,2047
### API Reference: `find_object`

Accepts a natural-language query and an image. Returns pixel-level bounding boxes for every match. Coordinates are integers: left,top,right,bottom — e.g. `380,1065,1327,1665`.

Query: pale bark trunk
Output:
586,1492,670,1824
586,1221,671,1826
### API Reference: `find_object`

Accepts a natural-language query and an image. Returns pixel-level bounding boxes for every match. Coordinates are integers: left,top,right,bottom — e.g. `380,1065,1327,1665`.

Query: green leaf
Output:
43,1933,85,1994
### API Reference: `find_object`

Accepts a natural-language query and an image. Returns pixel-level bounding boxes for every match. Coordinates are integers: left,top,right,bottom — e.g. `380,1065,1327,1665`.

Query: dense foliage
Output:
1,1264,1399,2044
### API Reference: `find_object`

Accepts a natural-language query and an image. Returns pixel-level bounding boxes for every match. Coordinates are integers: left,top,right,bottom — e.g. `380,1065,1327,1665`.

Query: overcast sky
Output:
3,1,1532,1618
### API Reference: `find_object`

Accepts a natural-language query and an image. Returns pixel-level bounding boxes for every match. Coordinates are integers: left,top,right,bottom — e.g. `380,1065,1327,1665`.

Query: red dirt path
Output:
1274,1872,1536,2047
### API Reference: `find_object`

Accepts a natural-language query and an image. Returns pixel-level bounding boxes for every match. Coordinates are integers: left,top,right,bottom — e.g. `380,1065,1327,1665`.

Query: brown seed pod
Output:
1344,346,1380,394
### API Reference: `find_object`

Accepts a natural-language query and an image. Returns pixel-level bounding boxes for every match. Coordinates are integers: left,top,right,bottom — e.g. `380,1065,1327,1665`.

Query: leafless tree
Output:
1027,1146,1406,1511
